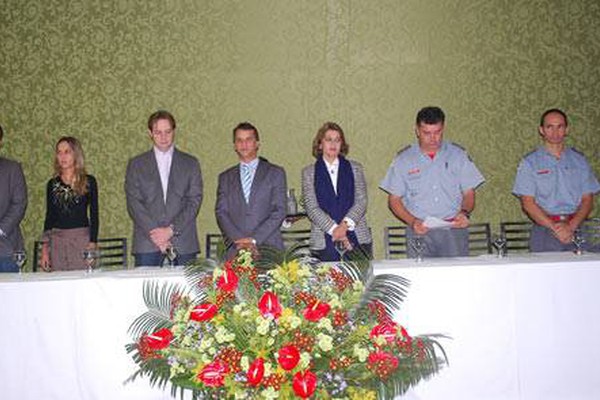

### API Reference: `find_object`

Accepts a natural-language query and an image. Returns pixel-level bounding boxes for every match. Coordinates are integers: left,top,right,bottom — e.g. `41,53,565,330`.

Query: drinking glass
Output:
410,236,426,263
334,240,347,262
573,230,585,255
13,250,26,274
492,235,507,258
83,249,97,273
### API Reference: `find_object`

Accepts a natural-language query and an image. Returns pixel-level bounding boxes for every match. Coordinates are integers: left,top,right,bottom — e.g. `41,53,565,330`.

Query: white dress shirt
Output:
154,146,174,203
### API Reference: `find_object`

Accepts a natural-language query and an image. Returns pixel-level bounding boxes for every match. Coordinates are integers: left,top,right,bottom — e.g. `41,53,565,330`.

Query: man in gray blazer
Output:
216,122,287,259
125,111,203,266
0,124,28,272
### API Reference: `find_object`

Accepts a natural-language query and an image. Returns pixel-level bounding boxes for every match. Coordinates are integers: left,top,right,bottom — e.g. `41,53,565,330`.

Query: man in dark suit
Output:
0,124,28,272
216,122,287,259
125,111,203,266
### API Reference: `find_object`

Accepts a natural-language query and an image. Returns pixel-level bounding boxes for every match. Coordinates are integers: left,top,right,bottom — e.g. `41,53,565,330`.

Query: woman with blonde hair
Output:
301,122,372,261
40,136,99,271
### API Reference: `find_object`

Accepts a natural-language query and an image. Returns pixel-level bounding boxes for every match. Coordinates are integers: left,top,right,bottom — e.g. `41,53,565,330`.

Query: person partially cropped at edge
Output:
301,122,373,261
40,137,98,271
215,122,287,260
125,110,203,266
0,124,27,273
512,108,600,252
380,106,485,257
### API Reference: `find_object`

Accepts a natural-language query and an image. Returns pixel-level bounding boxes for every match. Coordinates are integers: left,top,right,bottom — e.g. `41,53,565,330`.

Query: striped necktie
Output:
241,164,252,203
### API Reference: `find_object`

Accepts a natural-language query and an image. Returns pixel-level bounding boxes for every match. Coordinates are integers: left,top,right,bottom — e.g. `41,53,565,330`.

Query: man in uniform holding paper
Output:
380,106,485,257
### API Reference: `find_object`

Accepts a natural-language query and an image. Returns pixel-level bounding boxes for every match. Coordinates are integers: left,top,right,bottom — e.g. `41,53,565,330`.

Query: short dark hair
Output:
0,124,3,141
416,106,445,125
540,108,568,127
148,110,176,131
233,122,260,142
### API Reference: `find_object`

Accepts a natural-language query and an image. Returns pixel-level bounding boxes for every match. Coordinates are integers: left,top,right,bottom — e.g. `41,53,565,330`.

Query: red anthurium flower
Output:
198,360,230,387
258,291,282,319
146,328,173,350
303,300,331,322
292,370,318,398
190,303,218,322
370,322,398,343
246,357,265,386
277,344,300,370
400,325,410,339
216,267,239,292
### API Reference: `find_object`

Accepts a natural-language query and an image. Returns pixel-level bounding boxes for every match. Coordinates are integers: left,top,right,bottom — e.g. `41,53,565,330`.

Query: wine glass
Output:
572,230,585,255
492,235,507,258
13,250,26,274
333,240,347,262
83,249,97,273
164,245,178,268
410,236,426,263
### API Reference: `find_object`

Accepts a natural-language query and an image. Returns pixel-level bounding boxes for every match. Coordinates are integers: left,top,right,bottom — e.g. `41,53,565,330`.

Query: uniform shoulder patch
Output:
396,145,411,156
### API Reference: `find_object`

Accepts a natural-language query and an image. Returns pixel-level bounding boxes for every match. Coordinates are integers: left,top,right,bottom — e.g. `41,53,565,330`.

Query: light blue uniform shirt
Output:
512,146,600,215
380,141,485,220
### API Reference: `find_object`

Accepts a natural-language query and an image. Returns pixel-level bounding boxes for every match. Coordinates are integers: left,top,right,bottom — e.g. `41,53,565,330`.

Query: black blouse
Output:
43,175,99,242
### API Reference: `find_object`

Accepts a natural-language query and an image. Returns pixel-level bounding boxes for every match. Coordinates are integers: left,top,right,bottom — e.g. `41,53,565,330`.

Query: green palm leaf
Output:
128,280,186,339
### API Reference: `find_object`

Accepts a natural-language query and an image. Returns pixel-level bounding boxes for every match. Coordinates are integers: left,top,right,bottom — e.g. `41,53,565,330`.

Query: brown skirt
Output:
47,227,90,271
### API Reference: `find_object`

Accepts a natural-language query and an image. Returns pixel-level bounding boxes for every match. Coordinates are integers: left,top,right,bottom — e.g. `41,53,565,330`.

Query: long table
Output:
1,253,600,400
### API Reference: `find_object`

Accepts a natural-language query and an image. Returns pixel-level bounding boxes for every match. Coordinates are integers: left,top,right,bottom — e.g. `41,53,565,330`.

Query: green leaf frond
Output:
375,335,448,399
128,280,186,339
184,258,219,299
254,244,313,270
351,264,410,317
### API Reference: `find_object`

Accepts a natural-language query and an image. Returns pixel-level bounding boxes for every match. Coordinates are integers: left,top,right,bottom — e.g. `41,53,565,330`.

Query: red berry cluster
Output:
294,291,317,306
263,373,286,390
169,292,183,318
216,290,235,308
293,329,315,352
329,356,352,370
137,335,159,360
329,268,353,292
215,347,243,373
332,310,348,327
368,300,391,324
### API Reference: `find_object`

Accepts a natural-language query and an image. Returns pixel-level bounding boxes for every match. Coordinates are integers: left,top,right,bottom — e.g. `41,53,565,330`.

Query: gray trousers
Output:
406,226,469,258
529,224,600,252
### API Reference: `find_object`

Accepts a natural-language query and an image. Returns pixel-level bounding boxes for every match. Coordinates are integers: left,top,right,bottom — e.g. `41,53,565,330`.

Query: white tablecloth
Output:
2,253,600,400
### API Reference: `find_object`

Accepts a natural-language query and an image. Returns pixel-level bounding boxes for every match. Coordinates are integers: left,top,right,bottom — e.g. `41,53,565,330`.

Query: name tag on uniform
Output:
536,169,550,175
408,168,420,175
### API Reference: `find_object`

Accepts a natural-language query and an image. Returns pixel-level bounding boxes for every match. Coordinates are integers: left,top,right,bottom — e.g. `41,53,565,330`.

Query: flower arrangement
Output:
126,248,446,399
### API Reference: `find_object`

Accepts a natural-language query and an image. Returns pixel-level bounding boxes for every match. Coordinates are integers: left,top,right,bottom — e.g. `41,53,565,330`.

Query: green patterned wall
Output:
2,0,599,264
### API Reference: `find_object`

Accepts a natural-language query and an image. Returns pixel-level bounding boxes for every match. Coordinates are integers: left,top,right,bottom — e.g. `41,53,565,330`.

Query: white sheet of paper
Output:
423,216,453,229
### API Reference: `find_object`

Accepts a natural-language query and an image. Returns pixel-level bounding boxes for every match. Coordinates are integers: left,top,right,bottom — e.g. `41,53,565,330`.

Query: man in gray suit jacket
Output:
0,124,28,272
216,122,287,259
125,111,203,266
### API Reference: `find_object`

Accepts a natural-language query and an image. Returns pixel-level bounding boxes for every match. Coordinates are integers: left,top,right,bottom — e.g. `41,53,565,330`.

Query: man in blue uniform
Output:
512,108,600,252
380,106,485,257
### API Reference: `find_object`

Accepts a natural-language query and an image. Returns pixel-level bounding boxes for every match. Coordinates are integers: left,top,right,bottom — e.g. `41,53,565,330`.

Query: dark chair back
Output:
205,233,226,260
32,237,128,271
383,226,408,259
468,223,493,255
281,229,311,252
500,221,532,253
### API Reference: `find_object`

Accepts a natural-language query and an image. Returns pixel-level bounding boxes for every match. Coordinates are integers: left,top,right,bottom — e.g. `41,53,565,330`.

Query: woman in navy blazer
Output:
301,122,372,261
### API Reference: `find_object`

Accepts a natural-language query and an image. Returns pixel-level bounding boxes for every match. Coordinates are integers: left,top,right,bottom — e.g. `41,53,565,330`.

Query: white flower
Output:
353,344,369,362
328,293,342,309
317,318,334,333
317,333,333,352
240,356,250,371
256,316,271,335
299,352,312,369
264,362,273,377
261,387,279,399
215,326,235,343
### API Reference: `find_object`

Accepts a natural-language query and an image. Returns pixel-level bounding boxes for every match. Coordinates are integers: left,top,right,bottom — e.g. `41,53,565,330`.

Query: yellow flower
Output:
347,387,377,400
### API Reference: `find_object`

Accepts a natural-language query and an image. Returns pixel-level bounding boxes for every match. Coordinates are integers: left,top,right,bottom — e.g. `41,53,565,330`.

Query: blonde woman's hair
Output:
54,136,88,196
